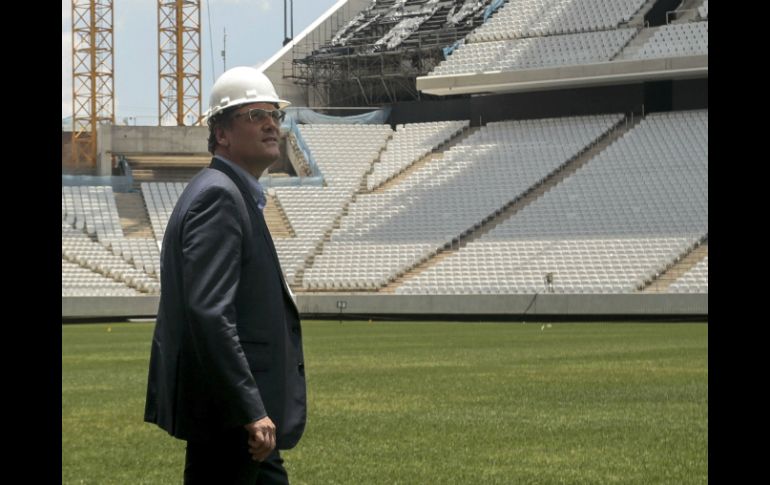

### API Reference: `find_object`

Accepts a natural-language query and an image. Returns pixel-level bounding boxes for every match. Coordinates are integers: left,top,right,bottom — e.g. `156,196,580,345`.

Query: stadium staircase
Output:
381,114,642,293
127,156,209,191
114,192,155,239
370,126,480,194
613,26,657,61
625,0,660,27
641,238,708,292
265,193,295,238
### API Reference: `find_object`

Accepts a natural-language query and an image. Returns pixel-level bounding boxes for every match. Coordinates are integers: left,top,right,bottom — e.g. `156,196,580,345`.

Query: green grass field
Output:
62,321,707,484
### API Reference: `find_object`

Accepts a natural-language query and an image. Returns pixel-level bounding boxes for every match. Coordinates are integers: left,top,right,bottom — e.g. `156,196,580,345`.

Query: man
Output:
144,66,306,484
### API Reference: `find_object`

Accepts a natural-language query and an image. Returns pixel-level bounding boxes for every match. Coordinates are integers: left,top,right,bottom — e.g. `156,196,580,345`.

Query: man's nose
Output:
263,115,279,131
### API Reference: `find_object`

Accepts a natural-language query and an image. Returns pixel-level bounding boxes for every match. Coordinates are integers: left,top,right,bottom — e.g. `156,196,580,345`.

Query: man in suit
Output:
144,66,306,484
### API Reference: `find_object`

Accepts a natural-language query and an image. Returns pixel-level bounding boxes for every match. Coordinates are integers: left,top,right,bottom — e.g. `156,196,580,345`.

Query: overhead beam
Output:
417,56,708,96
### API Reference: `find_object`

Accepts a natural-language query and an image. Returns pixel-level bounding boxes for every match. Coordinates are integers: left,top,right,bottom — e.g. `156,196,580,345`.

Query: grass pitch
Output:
62,321,707,484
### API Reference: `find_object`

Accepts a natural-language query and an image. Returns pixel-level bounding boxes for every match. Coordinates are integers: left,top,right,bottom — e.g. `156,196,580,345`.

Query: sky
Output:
62,0,341,125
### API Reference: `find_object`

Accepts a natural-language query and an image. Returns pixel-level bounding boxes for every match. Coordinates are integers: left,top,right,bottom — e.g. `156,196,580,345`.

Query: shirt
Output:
214,155,267,212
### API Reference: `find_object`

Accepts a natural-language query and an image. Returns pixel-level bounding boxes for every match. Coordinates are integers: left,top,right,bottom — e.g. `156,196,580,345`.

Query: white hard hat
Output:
205,66,290,124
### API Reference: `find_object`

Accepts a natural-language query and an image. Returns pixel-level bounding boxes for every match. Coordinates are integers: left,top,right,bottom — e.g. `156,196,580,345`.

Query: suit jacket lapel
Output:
209,158,299,315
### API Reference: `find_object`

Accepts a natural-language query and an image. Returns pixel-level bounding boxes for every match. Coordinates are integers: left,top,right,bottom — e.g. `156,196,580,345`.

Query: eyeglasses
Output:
233,108,286,124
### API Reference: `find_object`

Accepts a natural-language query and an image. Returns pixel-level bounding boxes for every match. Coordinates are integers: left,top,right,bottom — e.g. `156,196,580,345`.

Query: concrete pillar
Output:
96,122,113,176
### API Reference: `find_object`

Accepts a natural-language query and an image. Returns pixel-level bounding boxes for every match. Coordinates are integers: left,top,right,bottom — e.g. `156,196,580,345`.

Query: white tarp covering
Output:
330,12,367,46
372,0,441,51
374,15,430,50
446,0,487,26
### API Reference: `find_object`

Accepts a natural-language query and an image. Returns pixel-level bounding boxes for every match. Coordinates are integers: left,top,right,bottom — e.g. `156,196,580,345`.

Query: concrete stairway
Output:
114,192,155,239
641,238,708,292
264,193,294,238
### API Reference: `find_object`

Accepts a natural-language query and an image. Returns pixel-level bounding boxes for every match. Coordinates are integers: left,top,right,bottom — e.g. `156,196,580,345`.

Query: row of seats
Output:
62,222,160,295
467,0,647,42
62,186,124,242
107,238,161,276
62,259,143,296
432,28,637,75
396,237,701,294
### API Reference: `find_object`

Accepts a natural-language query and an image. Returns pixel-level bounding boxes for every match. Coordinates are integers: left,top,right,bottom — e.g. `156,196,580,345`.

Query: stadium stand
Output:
62,2,709,309
395,109,707,294
62,107,707,300
423,0,707,82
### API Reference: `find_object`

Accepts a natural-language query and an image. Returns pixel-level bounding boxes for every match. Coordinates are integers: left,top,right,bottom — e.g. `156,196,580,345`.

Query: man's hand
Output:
244,416,276,462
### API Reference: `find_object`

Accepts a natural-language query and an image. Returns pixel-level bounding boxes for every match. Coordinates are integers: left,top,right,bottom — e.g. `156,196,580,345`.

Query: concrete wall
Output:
390,78,706,126
106,125,209,156
646,0,683,25
672,78,708,111
468,83,645,124
62,294,707,320
62,296,161,320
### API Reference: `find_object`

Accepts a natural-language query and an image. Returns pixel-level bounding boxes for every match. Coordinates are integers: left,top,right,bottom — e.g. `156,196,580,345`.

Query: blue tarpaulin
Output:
483,0,504,22
442,39,464,59
284,106,391,125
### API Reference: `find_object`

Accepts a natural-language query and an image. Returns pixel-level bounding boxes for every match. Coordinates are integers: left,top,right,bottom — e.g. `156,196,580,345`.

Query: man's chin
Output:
255,148,281,163
266,151,281,162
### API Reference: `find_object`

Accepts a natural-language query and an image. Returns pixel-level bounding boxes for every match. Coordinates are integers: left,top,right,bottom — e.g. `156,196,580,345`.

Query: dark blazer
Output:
144,158,306,448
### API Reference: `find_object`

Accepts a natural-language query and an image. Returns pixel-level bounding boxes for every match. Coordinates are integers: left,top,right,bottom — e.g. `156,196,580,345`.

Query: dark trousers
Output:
184,427,289,485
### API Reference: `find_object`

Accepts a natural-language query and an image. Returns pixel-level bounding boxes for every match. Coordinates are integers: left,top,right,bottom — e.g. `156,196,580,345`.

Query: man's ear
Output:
215,126,229,147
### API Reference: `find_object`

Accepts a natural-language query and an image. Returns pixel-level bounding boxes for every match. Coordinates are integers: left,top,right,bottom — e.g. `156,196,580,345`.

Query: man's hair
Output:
207,108,236,154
